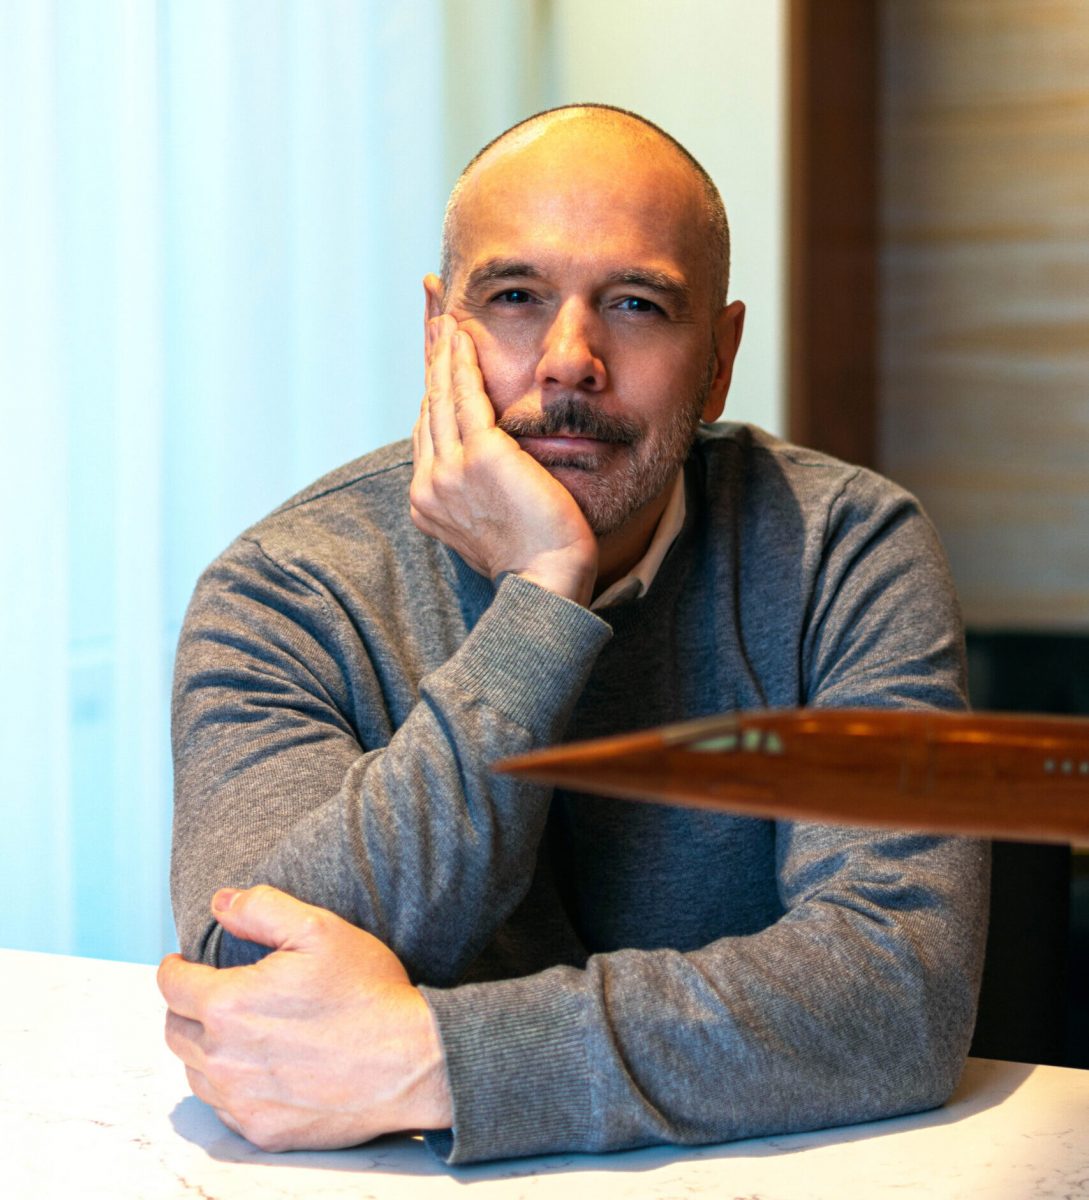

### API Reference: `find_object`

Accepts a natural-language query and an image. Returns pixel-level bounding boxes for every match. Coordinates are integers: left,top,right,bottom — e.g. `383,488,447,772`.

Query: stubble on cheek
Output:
464,328,713,537
554,376,709,537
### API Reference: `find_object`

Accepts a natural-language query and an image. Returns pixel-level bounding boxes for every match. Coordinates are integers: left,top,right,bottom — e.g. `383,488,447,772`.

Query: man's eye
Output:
616,296,663,314
493,289,534,305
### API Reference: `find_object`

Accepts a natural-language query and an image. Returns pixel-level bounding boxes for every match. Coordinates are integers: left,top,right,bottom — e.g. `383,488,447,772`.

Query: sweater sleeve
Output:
420,469,989,1163
170,547,611,984
422,828,987,1162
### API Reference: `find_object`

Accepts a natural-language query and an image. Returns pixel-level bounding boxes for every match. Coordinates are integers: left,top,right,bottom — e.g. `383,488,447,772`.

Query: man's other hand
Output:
157,886,452,1152
411,311,598,606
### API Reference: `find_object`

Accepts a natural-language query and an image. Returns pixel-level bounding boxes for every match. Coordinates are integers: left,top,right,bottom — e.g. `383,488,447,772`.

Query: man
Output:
160,104,988,1164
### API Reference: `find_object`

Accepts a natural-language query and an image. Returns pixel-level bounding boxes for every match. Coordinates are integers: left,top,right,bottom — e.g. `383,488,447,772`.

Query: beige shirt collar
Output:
591,471,686,611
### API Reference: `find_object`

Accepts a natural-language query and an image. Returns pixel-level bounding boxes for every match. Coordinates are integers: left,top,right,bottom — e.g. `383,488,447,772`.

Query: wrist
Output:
513,548,598,608
400,988,453,1131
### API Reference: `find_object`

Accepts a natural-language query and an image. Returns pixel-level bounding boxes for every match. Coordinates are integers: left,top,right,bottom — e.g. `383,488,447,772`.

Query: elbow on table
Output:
906,1036,969,1115
873,870,989,1116
874,966,981,1119
829,1009,973,1132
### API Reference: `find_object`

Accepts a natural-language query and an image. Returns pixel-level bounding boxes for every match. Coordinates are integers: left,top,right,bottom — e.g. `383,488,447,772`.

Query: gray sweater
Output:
171,423,988,1164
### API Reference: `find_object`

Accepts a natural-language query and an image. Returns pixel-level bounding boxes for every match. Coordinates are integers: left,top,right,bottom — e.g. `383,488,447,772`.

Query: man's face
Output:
435,119,744,537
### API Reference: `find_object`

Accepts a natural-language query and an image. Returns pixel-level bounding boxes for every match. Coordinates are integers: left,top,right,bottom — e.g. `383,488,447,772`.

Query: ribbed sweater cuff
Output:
420,968,592,1164
442,574,611,736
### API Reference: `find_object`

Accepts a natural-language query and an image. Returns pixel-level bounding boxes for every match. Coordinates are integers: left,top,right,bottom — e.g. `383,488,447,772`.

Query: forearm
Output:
172,565,611,983
422,827,989,1163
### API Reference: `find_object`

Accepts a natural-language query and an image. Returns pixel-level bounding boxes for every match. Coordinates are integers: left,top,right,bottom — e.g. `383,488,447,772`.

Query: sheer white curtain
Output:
0,0,783,965
0,0,448,962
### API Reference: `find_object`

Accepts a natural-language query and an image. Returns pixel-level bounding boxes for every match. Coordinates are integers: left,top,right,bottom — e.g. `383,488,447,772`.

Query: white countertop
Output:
2,947,1088,1198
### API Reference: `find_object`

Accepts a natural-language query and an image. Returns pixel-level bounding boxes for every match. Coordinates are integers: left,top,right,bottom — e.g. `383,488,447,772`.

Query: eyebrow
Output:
463,259,694,314
603,269,693,314
463,260,545,292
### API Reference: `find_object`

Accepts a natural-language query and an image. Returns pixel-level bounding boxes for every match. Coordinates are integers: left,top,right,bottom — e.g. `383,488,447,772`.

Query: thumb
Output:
211,885,326,952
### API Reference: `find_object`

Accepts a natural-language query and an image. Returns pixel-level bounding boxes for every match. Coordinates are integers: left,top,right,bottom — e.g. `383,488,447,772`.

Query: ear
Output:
423,273,444,321
701,300,746,422
422,274,445,361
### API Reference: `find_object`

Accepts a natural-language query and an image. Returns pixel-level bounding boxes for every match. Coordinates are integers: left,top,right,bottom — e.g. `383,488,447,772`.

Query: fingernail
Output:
212,888,240,913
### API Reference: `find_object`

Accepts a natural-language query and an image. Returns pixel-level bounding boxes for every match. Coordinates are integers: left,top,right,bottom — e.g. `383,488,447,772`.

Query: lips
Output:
515,434,615,471
517,433,610,453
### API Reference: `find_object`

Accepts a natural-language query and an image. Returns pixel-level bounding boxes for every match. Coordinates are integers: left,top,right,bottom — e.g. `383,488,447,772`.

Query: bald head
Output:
440,104,731,311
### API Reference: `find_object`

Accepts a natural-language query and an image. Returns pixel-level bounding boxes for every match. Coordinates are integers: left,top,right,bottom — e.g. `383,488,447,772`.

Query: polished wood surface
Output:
496,709,1089,844
788,0,878,468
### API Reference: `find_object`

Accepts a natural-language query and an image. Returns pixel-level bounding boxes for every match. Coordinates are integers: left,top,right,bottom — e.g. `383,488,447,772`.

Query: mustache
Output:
498,396,641,445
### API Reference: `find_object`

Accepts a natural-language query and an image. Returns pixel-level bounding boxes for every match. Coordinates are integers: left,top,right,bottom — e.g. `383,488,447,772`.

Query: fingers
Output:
449,330,494,438
165,1007,205,1058
157,952,220,1020
412,391,432,470
211,884,329,954
426,317,497,449
413,317,440,471
410,311,596,592
185,1064,218,1108
413,318,472,542
214,1106,244,1138
185,1064,244,1143
426,316,461,450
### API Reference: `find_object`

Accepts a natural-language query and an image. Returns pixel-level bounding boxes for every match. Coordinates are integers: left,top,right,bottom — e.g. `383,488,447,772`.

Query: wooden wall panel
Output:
788,0,877,467
879,0,1089,630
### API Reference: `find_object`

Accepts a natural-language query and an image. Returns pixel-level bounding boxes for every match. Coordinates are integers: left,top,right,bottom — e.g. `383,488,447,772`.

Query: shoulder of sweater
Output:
207,438,424,582
270,438,414,516
694,422,916,509
250,438,412,533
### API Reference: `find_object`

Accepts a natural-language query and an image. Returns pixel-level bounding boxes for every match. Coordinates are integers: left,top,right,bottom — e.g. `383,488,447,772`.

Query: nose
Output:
534,300,606,392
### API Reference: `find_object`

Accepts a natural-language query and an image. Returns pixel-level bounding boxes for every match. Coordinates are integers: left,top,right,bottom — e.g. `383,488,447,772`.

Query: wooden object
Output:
495,709,1089,844
788,0,878,468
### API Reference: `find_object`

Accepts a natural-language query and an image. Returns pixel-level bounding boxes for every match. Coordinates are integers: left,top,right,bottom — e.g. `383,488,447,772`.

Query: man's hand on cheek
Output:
157,887,452,1152
411,315,598,607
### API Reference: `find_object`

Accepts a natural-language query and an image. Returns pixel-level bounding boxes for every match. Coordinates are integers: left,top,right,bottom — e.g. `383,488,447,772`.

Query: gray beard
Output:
498,376,710,536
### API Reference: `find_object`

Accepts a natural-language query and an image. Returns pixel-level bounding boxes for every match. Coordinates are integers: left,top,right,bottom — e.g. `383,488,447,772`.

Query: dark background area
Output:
966,632,1089,1068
